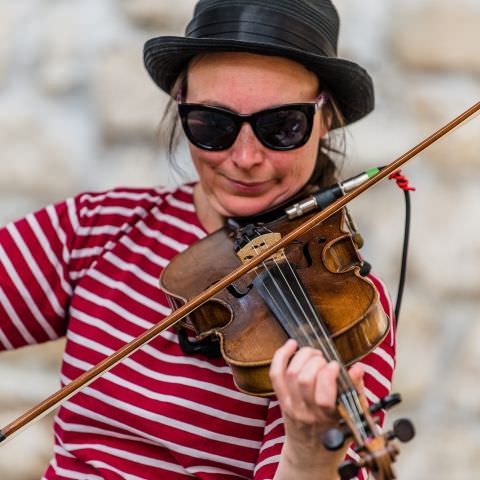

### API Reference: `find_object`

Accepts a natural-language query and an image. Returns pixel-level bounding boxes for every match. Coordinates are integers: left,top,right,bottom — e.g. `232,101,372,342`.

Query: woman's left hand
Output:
270,339,364,478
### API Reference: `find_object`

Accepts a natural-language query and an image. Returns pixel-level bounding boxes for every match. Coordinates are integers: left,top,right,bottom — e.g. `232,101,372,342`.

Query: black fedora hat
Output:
143,0,374,126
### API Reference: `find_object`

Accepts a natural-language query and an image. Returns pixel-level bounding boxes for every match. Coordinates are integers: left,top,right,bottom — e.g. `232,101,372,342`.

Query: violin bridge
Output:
236,232,286,265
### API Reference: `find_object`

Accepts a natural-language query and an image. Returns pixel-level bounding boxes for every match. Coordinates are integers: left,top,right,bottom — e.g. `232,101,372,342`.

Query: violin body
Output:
160,208,389,396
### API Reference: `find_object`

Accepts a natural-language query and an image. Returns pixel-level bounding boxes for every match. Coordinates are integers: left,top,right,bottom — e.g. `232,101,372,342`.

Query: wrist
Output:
281,417,338,461
273,437,344,480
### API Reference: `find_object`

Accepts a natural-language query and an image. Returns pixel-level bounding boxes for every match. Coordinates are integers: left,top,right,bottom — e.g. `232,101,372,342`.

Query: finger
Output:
286,346,326,378
313,360,340,410
270,343,325,411
269,339,298,400
348,363,365,392
347,363,367,409
289,350,329,407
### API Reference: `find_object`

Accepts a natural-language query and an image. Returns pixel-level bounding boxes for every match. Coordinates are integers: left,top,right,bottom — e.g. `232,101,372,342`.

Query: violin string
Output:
265,257,366,438
243,235,330,354
244,234,367,439
272,250,367,415
265,253,367,438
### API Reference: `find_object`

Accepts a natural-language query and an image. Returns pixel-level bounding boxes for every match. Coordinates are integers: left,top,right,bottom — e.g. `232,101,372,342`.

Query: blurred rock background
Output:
0,1,478,479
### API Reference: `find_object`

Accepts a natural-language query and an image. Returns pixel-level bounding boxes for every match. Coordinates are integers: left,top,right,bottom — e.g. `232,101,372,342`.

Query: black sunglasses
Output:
178,95,326,152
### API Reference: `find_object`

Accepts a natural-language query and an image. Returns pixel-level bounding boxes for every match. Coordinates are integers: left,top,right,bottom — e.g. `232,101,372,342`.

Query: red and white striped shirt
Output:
0,184,396,479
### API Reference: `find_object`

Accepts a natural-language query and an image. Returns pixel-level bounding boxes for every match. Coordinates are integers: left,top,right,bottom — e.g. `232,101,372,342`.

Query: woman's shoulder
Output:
72,183,196,225
75,184,192,210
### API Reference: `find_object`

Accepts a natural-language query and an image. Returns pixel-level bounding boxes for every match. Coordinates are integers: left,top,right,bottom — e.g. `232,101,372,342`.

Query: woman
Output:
0,1,395,479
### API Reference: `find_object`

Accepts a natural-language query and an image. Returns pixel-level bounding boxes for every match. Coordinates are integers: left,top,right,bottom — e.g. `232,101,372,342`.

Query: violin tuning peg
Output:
392,418,415,443
369,392,402,414
322,427,346,451
338,460,359,480
383,392,402,409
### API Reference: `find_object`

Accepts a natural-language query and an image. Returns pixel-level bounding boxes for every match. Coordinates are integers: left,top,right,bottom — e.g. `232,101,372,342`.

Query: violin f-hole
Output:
301,241,313,268
227,283,253,298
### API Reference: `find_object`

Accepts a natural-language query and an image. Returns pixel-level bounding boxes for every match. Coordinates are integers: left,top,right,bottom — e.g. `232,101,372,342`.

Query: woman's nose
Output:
229,123,265,169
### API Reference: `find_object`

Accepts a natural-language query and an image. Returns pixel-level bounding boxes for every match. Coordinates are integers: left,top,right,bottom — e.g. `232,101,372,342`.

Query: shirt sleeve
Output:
0,198,79,349
252,274,396,480
0,187,164,351
253,400,283,480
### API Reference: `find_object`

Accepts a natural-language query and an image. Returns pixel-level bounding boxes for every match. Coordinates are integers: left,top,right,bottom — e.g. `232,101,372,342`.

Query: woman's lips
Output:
225,177,273,194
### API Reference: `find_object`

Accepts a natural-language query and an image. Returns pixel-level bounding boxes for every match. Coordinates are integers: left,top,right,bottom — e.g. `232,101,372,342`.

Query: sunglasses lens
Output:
256,108,310,149
184,109,237,150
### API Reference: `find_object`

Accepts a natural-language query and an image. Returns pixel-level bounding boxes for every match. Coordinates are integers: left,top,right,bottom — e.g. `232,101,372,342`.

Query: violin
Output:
1,102,479,479
161,202,411,480
160,207,389,396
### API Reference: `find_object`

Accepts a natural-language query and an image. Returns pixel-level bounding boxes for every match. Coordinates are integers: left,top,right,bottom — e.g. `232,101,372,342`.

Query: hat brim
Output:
144,36,374,126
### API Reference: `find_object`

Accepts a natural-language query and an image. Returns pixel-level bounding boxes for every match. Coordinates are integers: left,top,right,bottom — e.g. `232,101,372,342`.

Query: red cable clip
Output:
389,170,416,191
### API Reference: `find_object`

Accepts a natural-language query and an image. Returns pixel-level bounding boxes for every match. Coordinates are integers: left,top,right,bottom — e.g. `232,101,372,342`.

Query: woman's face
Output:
185,52,328,227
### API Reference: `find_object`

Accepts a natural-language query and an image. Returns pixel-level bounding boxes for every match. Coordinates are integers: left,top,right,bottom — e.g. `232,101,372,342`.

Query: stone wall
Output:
0,1,478,479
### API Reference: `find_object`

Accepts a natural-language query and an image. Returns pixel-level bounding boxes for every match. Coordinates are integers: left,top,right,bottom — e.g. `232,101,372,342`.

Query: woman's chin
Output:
219,195,281,219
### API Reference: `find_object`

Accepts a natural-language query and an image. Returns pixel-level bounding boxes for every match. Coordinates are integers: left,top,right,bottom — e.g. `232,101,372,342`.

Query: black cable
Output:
394,189,411,326
376,165,413,327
